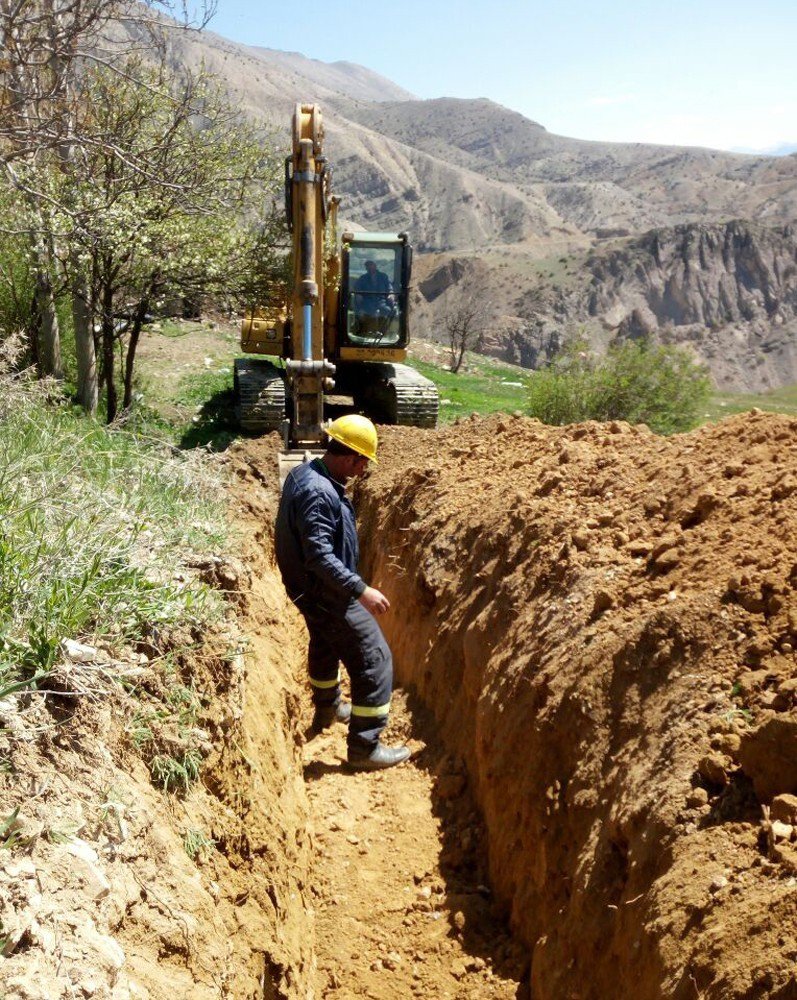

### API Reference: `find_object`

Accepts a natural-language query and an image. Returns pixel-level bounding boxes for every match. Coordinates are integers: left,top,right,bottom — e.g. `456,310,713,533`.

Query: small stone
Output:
418,885,432,899
452,910,466,931
771,794,797,826
709,876,728,893
698,753,729,787
62,639,97,663
451,961,468,980
712,733,741,755
571,531,590,551
346,834,360,845
591,590,614,617
687,788,709,808
771,821,794,842
436,773,466,801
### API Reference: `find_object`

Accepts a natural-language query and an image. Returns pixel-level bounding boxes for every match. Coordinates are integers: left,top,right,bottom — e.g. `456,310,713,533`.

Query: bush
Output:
527,338,711,434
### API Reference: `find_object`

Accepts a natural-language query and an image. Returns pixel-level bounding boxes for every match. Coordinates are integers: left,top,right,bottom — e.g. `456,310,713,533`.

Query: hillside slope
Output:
415,221,797,392
149,25,797,388
157,28,797,253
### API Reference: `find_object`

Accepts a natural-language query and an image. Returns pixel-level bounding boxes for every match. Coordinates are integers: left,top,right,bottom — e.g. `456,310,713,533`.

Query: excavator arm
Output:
235,103,438,484
284,104,336,450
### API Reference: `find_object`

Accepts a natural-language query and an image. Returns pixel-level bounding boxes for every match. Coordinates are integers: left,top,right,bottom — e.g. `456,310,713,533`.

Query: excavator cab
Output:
339,233,411,353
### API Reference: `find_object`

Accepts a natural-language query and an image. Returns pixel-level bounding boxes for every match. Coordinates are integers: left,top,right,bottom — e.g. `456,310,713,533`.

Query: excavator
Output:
235,103,438,480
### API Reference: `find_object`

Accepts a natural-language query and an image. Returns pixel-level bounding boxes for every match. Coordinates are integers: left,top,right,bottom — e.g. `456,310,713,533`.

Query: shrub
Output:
527,338,711,434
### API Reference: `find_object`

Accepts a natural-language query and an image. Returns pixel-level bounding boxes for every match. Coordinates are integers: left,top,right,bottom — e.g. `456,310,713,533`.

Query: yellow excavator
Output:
235,103,438,479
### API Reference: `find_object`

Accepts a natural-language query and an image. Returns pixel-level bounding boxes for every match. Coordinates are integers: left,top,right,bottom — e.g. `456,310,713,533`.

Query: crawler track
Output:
233,358,286,433
344,362,439,428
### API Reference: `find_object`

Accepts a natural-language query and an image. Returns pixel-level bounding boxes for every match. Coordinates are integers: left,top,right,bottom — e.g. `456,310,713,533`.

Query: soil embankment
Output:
0,447,315,998
355,410,797,999
230,438,527,999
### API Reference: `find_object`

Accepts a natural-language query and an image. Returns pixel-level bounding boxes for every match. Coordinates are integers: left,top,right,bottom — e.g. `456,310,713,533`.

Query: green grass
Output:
409,352,797,430
184,826,216,861
0,377,227,691
703,383,797,422
150,749,203,793
406,355,529,422
133,318,797,437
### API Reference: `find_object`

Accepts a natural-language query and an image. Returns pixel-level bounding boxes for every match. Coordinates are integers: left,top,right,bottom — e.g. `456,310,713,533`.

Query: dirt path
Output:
301,691,525,999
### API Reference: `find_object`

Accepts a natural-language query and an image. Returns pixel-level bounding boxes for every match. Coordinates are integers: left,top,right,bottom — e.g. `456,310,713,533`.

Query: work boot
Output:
308,700,351,736
346,741,411,771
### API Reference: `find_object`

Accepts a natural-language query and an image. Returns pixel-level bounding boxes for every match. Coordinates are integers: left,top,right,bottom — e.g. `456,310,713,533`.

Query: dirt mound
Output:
355,409,797,999
227,435,529,999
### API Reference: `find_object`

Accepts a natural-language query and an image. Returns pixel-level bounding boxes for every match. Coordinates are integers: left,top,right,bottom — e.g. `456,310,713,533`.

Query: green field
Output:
133,323,797,444
703,383,797,421
406,356,529,422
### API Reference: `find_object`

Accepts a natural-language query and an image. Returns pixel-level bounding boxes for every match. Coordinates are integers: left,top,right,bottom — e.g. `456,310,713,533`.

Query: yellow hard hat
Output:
325,414,379,463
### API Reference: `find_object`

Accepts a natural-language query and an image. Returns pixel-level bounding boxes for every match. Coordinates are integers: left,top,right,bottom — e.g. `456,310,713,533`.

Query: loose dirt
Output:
3,407,797,999
354,410,797,999
228,438,526,1000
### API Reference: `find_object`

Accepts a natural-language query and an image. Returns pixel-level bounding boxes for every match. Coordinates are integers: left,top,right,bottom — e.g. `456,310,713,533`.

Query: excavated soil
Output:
228,439,527,1000
353,410,797,999
3,408,797,999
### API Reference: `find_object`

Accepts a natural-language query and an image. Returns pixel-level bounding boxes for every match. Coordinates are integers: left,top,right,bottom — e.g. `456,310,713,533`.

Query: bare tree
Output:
0,0,214,408
442,285,492,373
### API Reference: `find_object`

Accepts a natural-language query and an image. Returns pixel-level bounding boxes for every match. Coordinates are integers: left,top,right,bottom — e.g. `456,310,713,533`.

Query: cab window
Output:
345,247,403,346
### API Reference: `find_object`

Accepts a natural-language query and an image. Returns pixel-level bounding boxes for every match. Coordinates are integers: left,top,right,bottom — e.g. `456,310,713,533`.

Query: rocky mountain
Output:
159,26,797,251
151,22,797,390
417,221,797,392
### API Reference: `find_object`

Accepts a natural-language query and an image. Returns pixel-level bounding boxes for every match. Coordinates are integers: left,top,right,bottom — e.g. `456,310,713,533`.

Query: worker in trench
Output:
275,414,411,771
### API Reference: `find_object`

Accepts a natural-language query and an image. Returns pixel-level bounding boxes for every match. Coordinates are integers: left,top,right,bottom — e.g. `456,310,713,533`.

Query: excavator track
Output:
349,362,439,428
233,358,286,433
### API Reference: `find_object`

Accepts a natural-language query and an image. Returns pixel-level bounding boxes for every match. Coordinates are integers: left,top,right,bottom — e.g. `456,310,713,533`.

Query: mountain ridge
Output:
153,25,797,390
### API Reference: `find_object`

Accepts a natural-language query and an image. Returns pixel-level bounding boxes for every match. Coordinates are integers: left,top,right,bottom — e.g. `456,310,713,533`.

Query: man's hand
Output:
359,586,390,615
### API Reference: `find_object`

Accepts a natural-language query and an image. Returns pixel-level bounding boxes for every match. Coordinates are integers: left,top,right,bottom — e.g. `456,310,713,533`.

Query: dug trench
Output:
228,409,797,998
3,410,797,998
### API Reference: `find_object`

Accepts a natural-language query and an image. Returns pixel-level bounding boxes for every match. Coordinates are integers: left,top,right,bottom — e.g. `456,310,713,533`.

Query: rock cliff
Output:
417,221,797,392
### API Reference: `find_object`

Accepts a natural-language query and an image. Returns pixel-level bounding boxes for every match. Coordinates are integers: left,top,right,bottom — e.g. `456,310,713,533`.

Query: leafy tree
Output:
527,337,712,434
52,61,282,421
0,0,214,403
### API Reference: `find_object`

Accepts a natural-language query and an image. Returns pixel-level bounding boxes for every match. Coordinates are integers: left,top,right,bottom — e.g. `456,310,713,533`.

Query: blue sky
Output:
207,0,797,153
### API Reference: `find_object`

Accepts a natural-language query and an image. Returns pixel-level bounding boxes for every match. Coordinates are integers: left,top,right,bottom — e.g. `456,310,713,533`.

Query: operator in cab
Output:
354,259,396,333
274,415,410,771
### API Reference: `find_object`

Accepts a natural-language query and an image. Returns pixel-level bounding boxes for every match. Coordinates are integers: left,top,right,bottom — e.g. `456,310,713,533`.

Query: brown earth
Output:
355,410,797,999
3,409,797,998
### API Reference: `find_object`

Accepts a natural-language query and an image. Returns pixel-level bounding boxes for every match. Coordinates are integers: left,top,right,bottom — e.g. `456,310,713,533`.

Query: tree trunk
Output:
31,236,63,378
71,268,97,414
123,297,149,410
101,282,117,423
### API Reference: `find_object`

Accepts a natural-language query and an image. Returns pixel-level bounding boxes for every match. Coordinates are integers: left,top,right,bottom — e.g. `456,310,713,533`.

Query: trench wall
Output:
356,413,797,1000
0,444,315,1000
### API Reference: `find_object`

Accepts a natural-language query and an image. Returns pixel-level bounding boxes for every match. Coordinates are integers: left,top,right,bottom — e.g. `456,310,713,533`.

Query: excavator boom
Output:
235,103,439,484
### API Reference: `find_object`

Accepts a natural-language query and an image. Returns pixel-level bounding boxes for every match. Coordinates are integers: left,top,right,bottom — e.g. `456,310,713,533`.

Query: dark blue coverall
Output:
275,458,393,753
